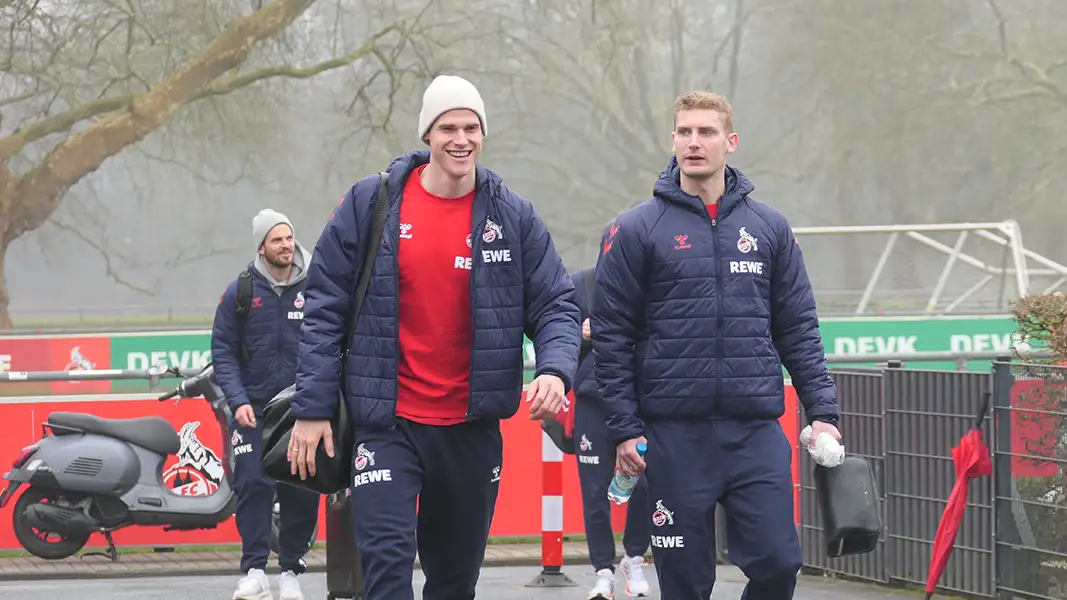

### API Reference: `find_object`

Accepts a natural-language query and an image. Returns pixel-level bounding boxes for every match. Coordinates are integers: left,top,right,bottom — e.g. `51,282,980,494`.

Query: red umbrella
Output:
925,392,994,599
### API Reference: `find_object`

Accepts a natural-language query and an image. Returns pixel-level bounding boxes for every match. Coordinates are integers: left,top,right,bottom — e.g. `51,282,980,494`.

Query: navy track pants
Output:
573,394,649,572
644,419,802,600
230,417,320,574
349,417,503,600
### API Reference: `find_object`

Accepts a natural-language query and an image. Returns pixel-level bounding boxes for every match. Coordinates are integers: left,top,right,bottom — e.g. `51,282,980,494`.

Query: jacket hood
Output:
653,156,754,217
383,149,504,198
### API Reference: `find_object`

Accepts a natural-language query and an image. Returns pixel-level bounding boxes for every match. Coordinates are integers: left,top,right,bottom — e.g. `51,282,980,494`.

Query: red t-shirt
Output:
395,164,474,425
707,202,719,220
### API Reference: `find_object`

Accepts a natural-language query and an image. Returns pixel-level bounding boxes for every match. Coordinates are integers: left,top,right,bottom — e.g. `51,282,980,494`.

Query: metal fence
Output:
789,358,1067,600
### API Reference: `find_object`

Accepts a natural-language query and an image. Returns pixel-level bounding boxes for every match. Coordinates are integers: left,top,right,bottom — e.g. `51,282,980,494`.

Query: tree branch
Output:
936,0,1067,109
45,217,155,296
0,95,134,161
4,0,348,242
193,24,400,101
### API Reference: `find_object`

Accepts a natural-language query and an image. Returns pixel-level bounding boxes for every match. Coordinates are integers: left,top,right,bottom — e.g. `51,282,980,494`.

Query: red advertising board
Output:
0,389,802,551
46,336,112,395
1009,379,1065,478
0,335,114,396
0,338,52,396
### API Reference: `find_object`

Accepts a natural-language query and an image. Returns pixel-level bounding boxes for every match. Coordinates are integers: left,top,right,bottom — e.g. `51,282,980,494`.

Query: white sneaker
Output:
619,555,651,597
587,568,615,599
277,571,304,600
233,568,274,600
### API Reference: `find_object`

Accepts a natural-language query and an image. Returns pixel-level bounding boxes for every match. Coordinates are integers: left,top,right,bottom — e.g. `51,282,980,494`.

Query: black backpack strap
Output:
582,268,595,317
576,268,597,365
340,172,390,364
234,267,254,364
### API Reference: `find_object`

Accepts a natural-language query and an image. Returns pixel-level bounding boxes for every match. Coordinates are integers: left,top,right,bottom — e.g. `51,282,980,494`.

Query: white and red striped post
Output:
525,428,578,587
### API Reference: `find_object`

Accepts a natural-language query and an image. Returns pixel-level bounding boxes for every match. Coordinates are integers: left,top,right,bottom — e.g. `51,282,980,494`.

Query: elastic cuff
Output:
278,557,308,575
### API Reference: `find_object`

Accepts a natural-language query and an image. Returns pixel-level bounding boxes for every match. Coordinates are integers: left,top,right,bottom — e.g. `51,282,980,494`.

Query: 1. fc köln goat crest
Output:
162,422,224,496
482,218,504,243
652,499,675,527
737,227,758,253
354,443,375,471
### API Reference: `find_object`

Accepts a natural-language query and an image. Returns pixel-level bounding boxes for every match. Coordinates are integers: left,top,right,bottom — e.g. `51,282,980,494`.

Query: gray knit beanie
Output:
252,209,293,251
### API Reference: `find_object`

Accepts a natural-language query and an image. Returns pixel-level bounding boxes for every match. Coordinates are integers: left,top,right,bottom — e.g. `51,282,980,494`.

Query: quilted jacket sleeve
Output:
770,218,839,425
291,181,372,420
211,280,250,411
518,195,582,392
591,215,648,445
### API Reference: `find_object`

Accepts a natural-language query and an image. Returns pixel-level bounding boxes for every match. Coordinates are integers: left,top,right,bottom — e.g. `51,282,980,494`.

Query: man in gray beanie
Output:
287,74,581,599
212,209,319,600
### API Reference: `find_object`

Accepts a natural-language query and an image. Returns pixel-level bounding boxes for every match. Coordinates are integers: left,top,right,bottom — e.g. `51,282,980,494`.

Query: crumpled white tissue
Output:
800,425,845,468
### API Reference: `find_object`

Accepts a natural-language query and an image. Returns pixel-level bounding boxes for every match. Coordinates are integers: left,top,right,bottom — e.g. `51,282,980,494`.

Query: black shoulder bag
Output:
260,172,391,494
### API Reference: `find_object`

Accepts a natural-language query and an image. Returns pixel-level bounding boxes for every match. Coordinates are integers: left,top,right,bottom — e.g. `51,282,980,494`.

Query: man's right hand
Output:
616,436,647,477
235,404,256,428
288,419,335,480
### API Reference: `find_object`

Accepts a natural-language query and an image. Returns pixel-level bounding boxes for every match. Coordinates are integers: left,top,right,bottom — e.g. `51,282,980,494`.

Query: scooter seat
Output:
47,413,181,456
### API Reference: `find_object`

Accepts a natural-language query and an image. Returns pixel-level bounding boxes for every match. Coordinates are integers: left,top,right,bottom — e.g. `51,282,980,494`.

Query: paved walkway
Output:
0,541,919,599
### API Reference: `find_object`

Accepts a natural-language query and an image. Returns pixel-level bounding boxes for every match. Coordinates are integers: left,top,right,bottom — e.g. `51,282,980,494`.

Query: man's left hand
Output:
809,420,842,449
527,374,566,419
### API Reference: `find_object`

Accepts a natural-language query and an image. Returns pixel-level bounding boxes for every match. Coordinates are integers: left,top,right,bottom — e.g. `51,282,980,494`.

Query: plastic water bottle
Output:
607,442,647,505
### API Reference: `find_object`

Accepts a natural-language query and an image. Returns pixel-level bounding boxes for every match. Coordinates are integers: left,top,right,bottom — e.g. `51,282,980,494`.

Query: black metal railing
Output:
785,357,1066,600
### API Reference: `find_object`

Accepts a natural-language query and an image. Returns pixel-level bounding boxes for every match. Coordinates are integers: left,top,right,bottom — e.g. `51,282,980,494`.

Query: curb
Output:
0,555,551,582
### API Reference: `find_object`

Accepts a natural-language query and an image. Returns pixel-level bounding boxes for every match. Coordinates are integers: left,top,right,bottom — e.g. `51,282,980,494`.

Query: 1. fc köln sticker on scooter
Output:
161,422,225,496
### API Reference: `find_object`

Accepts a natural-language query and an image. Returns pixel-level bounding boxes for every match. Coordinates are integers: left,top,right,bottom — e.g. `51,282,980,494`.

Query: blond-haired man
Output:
591,91,841,600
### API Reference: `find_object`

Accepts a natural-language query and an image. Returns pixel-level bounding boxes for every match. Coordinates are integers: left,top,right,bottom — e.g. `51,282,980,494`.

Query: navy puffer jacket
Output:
212,265,308,410
290,150,582,426
591,159,839,445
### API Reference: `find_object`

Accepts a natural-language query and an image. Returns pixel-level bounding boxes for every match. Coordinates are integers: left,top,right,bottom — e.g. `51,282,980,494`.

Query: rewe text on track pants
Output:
643,418,802,600
348,417,503,600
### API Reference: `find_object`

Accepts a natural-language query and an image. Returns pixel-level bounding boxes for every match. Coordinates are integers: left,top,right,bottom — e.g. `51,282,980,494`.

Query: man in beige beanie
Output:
287,74,581,599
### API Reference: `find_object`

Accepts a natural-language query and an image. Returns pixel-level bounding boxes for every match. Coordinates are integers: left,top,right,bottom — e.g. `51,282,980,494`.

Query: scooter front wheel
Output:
12,486,91,560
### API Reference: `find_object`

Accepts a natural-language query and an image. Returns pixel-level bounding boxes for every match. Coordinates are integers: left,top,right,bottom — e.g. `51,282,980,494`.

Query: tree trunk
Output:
0,163,13,328
0,231,10,330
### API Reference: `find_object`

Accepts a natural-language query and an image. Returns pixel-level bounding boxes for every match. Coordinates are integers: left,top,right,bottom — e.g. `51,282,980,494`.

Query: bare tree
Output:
486,0,794,264
0,0,427,328
933,0,1067,244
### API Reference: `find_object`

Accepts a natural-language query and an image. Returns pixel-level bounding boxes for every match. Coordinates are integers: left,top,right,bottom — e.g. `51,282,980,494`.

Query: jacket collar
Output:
652,156,755,219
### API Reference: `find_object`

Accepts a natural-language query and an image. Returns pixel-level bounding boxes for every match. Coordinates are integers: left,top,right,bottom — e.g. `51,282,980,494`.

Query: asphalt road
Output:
2,565,922,599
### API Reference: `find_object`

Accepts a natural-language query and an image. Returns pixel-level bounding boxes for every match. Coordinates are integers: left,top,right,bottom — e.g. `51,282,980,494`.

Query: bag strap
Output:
341,172,390,360
582,268,595,316
577,268,596,365
234,268,254,363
